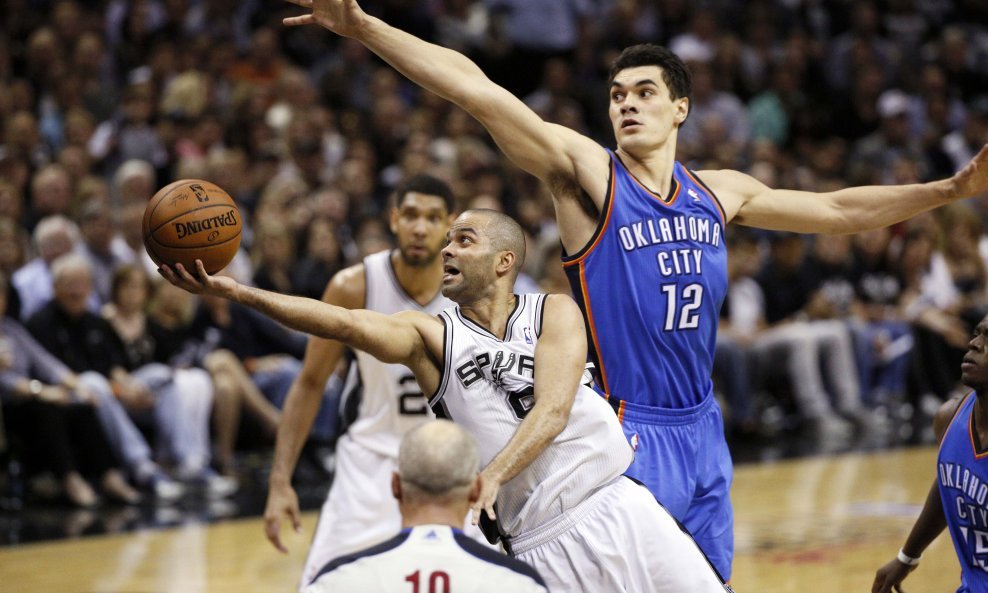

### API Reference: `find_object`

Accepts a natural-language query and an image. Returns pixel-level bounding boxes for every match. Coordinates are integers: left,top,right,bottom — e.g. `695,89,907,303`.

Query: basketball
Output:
142,179,242,275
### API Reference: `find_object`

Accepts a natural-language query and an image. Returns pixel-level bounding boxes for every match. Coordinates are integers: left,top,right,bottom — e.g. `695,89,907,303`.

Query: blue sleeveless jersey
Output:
563,151,728,410
938,392,988,592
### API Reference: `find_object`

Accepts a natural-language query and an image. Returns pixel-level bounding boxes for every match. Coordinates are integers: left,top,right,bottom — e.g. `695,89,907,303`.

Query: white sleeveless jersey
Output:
304,526,547,593
431,294,634,539
340,250,454,458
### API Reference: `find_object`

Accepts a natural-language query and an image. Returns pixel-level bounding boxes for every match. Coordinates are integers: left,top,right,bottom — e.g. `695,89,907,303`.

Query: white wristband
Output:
897,549,921,566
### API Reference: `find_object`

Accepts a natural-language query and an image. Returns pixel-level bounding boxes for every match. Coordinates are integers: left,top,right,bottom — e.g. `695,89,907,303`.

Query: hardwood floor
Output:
0,446,960,593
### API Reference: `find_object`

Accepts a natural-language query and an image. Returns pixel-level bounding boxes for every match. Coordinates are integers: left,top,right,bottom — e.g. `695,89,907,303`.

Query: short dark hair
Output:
608,44,693,107
393,174,456,214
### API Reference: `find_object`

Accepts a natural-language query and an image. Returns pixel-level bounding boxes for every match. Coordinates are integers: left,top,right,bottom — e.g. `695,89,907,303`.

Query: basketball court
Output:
0,445,958,593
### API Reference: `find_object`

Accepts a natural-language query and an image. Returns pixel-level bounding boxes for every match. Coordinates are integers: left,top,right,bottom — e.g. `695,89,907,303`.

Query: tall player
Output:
160,209,731,593
872,313,988,593
279,0,988,578
262,175,456,587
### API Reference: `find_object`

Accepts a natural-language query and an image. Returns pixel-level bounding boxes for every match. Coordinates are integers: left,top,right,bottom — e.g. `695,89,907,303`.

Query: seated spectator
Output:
747,233,872,439
13,215,99,321
102,264,236,496
77,200,135,306
189,286,340,467
0,271,141,507
292,217,345,300
24,253,194,501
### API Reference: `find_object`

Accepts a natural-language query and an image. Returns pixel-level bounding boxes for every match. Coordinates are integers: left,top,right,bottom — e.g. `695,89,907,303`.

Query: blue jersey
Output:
938,392,988,592
563,151,728,410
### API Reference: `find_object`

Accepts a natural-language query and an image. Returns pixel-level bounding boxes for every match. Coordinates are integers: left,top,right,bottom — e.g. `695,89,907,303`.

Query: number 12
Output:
661,283,703,331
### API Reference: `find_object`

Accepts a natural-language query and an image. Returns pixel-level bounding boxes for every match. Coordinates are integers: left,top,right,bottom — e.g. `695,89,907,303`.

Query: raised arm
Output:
705,144,988,234
264,265,363,553
281,0,608,192
471,294,583,523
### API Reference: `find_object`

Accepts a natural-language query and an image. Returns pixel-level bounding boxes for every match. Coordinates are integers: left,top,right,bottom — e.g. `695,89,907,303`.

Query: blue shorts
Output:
609,394,734,581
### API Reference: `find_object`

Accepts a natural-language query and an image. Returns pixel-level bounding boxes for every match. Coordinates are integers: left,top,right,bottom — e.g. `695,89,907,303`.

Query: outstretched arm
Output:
160,261,427,366
706,144,988,234
281,0,607,193
471,295,583,523
871,397,961,593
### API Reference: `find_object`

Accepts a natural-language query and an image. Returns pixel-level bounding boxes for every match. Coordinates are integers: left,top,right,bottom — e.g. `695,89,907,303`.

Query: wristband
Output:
897,549,921,566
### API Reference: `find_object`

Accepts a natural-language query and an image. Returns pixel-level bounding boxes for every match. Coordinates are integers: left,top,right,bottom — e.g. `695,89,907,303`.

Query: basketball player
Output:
304,420,547,593
160,209,731,593
262,175,457,587
279,0,988,578
872,313,988,593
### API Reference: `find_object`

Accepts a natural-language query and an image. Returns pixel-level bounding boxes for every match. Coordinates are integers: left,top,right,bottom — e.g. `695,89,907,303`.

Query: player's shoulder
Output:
934,392,972,443
451,532,547,589
308,531,410,585
324,261,368,308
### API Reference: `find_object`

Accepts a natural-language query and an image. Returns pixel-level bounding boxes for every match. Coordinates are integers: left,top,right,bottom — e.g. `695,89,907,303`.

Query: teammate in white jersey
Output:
304,420,547,593
160,209,730,593
262,175,457,587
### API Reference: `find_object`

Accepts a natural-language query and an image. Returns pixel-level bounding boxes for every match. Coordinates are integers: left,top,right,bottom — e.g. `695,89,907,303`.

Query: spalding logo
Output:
173,210,238,239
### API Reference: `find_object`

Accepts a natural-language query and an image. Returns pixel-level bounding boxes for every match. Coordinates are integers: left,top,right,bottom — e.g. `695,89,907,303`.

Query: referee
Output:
304,420,547,593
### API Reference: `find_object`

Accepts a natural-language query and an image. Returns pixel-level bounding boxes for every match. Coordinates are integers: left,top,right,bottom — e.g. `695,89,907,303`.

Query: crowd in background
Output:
0,0,987,507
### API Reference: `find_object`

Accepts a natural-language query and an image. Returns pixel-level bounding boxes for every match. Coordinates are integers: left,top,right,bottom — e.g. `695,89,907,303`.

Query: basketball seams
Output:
146,180,197,233
147,229,243,250
148,202,239,235
143,179,242,274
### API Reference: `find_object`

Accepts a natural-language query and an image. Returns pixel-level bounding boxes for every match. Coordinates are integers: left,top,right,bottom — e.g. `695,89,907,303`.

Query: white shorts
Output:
513,477,728,593
300,436,499,590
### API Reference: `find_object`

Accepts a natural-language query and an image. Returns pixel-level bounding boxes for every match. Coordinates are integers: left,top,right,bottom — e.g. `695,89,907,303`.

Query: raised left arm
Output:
471,294,584,523
705,144,988,234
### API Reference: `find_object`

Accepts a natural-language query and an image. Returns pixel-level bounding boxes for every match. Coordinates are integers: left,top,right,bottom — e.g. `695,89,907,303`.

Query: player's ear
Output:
496,251,515,277
675,97,689,125
391,473,402,502
389,208,400,235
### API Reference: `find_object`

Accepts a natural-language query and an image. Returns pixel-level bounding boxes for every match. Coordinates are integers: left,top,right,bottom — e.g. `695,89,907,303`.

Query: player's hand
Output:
872,557,916,593
951,143,988,200
282,0,368,38
158,260,238,299
264,480,302,554
470,469,501,526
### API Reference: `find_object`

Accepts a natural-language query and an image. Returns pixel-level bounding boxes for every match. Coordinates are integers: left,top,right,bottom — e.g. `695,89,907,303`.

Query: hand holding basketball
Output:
143,179,242,274
157,259,238,299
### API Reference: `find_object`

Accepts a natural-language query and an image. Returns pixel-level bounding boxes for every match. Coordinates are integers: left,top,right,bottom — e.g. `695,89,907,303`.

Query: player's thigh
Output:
517,479,725,593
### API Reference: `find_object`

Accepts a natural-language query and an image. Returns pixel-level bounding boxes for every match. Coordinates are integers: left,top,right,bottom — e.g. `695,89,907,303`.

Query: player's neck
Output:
391,251,445,306
400,504,469,530
616,136,678,197
459,292,517,340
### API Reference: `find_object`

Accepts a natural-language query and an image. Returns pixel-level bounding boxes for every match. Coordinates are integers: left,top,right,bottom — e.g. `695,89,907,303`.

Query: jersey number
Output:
507,386,535,420
399,374,428,415
405,570,450,593
660,283,703,331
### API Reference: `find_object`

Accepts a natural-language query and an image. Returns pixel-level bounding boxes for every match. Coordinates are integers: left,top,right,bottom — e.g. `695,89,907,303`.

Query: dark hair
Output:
393,174,456,214
608,44,693,108
110,263,151,304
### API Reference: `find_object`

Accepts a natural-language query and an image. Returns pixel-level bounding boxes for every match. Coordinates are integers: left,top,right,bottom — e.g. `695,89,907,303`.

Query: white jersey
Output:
340,250,454,457
304,525,547,593
431,293,634,539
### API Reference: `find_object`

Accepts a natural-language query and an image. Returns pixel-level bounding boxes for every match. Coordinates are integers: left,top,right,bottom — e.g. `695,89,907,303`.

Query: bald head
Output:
465,208,526,275
398,420,479,499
